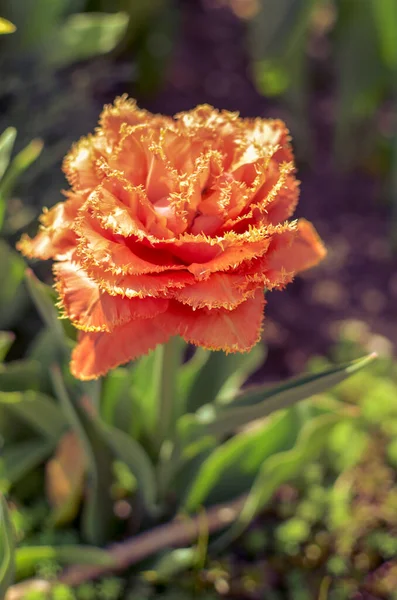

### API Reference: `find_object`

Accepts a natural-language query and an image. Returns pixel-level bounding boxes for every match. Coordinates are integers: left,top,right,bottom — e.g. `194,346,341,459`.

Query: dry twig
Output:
6,494,247,600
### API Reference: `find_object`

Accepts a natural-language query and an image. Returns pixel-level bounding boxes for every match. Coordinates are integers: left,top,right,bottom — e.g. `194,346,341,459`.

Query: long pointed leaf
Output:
0,332,15,363
44,12,129,67
187,354,376,440
212,413,340,550
0,360,41,392
1,438,55,487
0,391,67,441
25,270,67,345
0,495,15,596
51,367,115,545
186,346,264,414
102,425,158,515
182,410,297,512
130,348,161,440
0,128,16,180
0,138,43,201
0,241,26,329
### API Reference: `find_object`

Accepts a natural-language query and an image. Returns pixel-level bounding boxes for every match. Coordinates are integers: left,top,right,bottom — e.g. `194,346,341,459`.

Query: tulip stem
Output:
158,337,182,443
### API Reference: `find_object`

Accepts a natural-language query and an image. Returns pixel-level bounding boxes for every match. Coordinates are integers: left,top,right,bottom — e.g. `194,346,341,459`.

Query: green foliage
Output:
51,367,116,545
43,12,129,68
0,128,42,333
15,546,114,580
0,267,375,598
0,0,177,94
245,0,397,233
250,330,397,597
0,495,15,598
0,1,127,62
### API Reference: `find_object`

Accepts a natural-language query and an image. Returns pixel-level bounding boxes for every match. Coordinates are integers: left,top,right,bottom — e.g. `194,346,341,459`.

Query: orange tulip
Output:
18,97,325,380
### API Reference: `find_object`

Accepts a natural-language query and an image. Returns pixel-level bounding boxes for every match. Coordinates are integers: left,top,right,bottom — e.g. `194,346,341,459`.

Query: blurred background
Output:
0,0,396,377
2,2,397,598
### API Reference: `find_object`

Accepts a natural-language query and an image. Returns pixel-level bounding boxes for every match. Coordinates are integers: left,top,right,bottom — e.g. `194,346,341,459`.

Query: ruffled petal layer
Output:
168,289,265,353
268,219,326,275
17,193,83,260
54,262,168,332
71,314,173,380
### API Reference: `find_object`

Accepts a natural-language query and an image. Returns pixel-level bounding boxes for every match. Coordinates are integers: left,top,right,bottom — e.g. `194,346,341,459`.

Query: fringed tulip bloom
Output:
18,97,326,380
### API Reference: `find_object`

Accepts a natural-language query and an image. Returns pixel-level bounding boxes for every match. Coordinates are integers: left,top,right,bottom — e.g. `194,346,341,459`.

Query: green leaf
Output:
182,410,297,512
0,391,66,441
0,128,17,180
0,241,26,329
0,332,15,362
0,438,54,488
171,436,217,503
327,420,369,471
51,367,115,545
241,413,339,523
15,545,114,580
371,0,397,70
0,133,41,231
27,328,69,395
157,337,184,441
45,12,129,67
186,346,264,414
101,425,158,515
177,348,208,402
25,269,70,347
248,0,315,92
0,0,79,51
130,346,173,443
334,0,385,166
185,354,376,441
0,495,15,596
215,344,266,405
0,359,41,392
213,412,340,550
100,368,135,430
0,138,43,201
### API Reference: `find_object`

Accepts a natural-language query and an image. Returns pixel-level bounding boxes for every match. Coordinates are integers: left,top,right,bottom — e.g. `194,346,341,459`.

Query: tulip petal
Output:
71,315,173,380
17,193,82,260
99,96,173,143
63,136,107,191
173,272,254,310
268,219,326,274
186,238,271,280
168,289,265,353
90,270,194,299
76,213,185,275
87,175,173,240
54,262,168,332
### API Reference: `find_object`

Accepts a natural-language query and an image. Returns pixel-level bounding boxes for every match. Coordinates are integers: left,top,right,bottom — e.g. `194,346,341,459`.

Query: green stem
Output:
158,336,182,443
